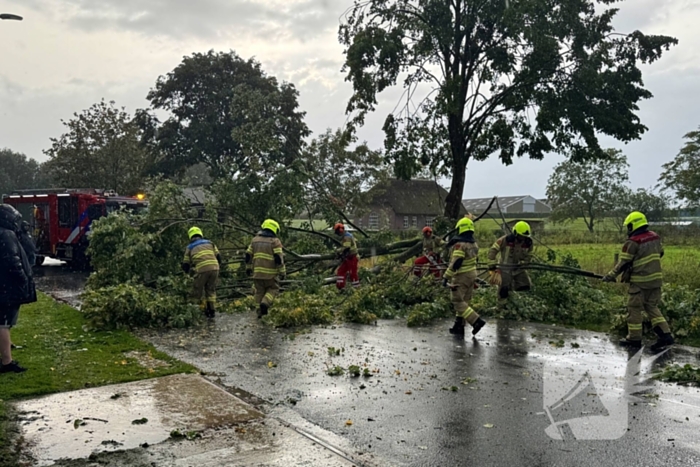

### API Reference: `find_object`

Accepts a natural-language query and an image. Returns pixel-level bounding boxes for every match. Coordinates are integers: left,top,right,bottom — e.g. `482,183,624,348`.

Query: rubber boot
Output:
206,303,216,319
449,317,465,336
258,304,269,319
472,318,486,336
650,326,674,351
619,338,642,349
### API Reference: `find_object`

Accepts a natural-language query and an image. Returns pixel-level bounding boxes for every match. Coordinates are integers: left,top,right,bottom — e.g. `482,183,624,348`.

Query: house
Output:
462,195,551,215
353,179,466,231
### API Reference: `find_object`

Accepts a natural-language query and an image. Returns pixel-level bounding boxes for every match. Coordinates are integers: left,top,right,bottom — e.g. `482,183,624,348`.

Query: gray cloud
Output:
10,0,340,42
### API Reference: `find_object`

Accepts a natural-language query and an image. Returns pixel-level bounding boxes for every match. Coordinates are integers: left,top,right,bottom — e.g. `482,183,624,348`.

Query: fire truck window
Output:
58,197,72,227
71,197,79,226
87,204,104,221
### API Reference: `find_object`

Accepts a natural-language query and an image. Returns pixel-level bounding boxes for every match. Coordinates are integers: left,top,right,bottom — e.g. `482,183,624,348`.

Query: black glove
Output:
488,265,497,271
602,275,616,283
279,274,286,281
181,263,191,274
245,268,252,277
442,278,449,288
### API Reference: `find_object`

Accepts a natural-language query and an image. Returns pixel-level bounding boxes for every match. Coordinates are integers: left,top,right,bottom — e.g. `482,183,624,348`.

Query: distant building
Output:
462,195,551,215
354,179,466,231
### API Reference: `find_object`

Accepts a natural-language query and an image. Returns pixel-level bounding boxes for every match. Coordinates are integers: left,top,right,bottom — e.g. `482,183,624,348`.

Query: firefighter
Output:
444,217,486,336
603,212,673,350
412,226,443,278
182,227,221,319
487,221,533,302
246,219,286,318
334,223,359,290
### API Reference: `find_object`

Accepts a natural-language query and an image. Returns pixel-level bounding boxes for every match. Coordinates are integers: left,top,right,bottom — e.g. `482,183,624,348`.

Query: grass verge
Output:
0,293,197,466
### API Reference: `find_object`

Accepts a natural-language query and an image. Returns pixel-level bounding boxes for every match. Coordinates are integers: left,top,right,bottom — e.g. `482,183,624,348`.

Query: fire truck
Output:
2,189,147,269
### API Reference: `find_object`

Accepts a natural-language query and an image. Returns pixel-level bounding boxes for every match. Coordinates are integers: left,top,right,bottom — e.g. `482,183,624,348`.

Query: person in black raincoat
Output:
0,204,37,373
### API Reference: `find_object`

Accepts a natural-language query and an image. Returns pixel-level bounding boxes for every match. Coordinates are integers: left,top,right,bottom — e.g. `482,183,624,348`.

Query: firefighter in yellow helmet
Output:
246,219,286,318
182,227,221,319
487,221,533,303
603,212,673,350
444,217,486,336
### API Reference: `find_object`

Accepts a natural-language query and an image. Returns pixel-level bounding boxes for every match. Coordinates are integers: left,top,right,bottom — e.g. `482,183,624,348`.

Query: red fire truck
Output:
2,189,147,268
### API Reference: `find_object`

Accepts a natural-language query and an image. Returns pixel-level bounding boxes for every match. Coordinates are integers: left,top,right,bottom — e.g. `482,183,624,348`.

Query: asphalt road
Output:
138,313,700,467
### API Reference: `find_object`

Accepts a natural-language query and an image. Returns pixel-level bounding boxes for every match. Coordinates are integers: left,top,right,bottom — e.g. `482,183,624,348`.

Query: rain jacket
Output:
487,234,533,268
444,233,478,280
246,230,286,280
0,216,37,305
607,227,663,289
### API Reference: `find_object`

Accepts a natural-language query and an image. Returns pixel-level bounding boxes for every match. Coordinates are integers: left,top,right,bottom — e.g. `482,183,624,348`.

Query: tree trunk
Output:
444,146,468,219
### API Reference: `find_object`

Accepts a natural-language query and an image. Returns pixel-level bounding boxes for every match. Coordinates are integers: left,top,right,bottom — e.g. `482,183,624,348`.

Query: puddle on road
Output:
15,374,263,466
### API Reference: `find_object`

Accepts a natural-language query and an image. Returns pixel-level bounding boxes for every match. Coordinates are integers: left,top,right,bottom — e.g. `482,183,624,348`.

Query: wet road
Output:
34,259,88,308
139,315,700,467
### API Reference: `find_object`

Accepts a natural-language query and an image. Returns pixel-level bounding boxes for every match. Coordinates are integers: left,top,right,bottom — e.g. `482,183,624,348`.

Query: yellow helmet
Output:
513,221,531,237
261,219,280,234
188,226,203,239
456,217,475,234
624,211,648,233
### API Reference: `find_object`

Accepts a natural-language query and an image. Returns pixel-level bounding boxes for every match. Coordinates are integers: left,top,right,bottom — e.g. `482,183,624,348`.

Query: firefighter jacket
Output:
444,234,478,280
246,230,286,280
336,232,358,258
183,238,220,274
422,236,443,256
488,234,533,269
607,228,663,289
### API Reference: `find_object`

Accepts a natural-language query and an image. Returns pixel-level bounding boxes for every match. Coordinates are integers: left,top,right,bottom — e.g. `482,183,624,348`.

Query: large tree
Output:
143,50,309,179
546,149,629,232
339,0,678,218
659,128,700,209
43,100,153,195
0,149,43,196
611,187,671,233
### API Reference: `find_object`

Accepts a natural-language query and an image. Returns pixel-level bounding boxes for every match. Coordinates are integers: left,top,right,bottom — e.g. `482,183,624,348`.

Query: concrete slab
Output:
14,374,263,466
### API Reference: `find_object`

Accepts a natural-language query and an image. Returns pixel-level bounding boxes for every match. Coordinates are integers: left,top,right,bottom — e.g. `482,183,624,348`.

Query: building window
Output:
403,216,409,229
369,213,379,230
425,218,434,228
412,216,417,228
357,217,363,228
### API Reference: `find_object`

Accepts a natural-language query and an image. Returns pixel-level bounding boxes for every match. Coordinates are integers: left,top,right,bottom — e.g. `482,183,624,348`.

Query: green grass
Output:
0,293,197,465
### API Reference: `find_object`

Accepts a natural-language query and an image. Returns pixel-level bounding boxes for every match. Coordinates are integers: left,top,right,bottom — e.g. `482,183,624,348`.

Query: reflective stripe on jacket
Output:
247,234,285,279
183,239,220,273
444,241,478,279
608,230,663,289
487,235,533,267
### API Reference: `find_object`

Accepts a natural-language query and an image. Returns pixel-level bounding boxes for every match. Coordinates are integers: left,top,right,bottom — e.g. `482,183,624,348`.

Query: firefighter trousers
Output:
336,255,359,289
192,270,219,309
254,279,279,307
626,286,671,340
450,274,480,326
499,269,531,300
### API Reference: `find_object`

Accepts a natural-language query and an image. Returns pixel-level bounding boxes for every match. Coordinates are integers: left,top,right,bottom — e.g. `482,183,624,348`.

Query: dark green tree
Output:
0,149,43,196
611,187,671,232
43,100,153,195
659,128,700,209
546,148,629,232
339,0,678,218
143,50,309,179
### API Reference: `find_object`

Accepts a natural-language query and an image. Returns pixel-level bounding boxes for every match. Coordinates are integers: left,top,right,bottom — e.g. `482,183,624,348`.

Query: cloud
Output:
11,0,340,42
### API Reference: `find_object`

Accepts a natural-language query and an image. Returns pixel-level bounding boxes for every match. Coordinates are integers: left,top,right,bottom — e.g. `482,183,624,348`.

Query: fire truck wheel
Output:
35,255,45,267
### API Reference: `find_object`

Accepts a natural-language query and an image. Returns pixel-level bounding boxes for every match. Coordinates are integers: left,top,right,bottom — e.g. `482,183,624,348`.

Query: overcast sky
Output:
1,0,699,199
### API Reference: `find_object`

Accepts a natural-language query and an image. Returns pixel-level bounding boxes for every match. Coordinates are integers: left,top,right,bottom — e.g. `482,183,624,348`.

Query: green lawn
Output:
0,294,197,466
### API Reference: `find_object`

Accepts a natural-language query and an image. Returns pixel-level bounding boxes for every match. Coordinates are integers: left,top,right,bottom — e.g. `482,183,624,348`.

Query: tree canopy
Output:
0,149,46,196
340,0,678,218
143,50,309,179
546,148,629,232
659,128,700,209
43,100,152,195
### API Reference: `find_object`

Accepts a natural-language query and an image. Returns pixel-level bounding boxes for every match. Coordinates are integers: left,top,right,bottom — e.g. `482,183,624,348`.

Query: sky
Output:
1,0,699,199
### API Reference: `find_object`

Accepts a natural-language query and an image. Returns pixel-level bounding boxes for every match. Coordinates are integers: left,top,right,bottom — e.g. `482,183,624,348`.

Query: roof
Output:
367,179,464,216
182,187,208,206
462,195,550,212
